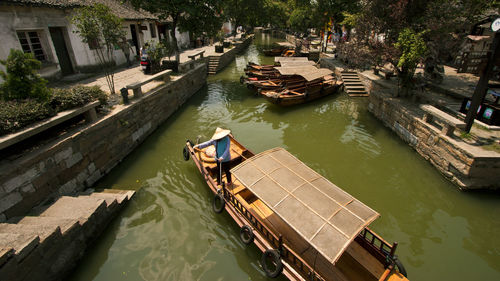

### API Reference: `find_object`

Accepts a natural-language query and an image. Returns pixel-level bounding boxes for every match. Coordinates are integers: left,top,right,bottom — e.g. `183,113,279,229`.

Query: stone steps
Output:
340,71,369,97
0,189,135,281
208,56,220,75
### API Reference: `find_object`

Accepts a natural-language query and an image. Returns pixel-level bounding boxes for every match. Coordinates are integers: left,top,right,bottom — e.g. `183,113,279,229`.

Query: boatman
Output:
194,128,232,186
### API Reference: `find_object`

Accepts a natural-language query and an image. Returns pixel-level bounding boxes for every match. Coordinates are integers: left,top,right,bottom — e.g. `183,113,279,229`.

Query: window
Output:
149,23,156,38
17,31,47,62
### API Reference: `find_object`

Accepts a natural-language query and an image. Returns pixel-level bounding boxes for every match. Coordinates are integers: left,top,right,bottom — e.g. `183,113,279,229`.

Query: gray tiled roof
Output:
3,0,158,20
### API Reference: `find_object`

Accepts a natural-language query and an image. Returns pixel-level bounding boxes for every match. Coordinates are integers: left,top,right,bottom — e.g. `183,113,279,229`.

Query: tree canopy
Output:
71,3,125,94
338,0,494,91
128,0,224,43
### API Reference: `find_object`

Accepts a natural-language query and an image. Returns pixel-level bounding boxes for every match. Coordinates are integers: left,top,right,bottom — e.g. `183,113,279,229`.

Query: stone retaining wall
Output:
214,35,253,73
0,64,207,221
320,57,500,190
368,90,500,190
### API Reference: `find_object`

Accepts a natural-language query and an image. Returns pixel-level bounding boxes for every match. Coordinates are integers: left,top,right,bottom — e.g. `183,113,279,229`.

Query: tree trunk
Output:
171,14,180,72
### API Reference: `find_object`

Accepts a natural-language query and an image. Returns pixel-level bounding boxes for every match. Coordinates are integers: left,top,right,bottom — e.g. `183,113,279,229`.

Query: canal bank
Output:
320,58,500,190
0,64,207,222
67,35,500,281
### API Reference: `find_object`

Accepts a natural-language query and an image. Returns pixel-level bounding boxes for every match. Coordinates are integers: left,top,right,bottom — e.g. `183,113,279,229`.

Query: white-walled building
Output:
0,0,190,80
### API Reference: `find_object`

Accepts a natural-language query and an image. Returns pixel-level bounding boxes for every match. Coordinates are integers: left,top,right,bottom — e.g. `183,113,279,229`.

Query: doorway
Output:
130,24,139,56
49,27,73,76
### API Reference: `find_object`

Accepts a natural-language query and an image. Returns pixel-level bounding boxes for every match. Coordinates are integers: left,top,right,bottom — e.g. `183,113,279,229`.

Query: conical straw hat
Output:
211,127,231,140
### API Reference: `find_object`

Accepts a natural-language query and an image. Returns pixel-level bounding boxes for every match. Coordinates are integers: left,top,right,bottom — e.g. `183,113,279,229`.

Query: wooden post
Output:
464,32,500,132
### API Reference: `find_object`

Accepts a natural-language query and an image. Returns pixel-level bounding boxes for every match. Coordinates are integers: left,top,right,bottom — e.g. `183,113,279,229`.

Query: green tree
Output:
0,49,50,101
71,4,125,94
395,28,428,94
343,0,493,91
223,0,266,32
128,0,224,69
312,0,360,32
262,0,290,28
289,5,313,34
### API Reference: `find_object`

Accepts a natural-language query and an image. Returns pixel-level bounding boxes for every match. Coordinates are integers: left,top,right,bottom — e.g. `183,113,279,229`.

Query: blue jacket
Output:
197,136,231,162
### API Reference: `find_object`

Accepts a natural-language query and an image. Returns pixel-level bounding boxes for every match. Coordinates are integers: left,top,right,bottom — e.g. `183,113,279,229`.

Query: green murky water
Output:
68,33,500,281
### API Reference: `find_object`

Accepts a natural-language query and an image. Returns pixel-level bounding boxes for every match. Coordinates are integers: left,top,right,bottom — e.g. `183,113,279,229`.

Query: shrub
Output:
0,99,55,135
0,85,107,136
0,49,51,101
50,85,107,111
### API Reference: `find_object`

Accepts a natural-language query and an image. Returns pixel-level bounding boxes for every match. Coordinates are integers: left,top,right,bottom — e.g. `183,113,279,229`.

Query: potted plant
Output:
161,39,178,71
215,31,224,53
147,41,167,74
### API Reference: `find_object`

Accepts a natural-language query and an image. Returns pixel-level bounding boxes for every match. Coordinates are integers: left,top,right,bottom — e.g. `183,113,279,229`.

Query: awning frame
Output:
231,147,379,264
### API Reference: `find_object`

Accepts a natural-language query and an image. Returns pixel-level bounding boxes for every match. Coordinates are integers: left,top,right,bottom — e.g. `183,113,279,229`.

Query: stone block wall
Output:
368,89,500,190
215,35,253,73
0,64,207,221
319,57,500,190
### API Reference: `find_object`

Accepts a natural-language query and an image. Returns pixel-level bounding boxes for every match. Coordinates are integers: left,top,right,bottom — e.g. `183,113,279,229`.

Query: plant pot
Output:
162,60,178,71
215,45,224,53
223,41,230,48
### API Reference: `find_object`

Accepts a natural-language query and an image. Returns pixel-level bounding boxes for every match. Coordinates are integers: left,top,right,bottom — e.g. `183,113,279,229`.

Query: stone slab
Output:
0,247,14,267
420,104,466,128
0,233,39,261
17,216,79,236
101,189,136,201
89,192,127,205
0,223,60,243
39,196,106,223
0,101,99,151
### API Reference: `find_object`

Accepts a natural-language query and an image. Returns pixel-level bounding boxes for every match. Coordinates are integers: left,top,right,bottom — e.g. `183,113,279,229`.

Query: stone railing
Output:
0,101,99,151
0,64,207,221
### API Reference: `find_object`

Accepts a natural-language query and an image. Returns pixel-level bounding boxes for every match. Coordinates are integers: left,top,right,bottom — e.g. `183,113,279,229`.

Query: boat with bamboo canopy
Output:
183,136,409,281
260,67,343,106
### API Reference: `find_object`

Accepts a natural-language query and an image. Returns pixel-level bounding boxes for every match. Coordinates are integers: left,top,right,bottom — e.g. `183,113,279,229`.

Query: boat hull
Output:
263,81,343,106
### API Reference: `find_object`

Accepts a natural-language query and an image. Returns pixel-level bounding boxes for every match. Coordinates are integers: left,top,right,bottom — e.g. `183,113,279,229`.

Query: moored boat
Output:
259,66,343,106
263,47,290,56
261,78,343,106
183,136,409,281
263,42,295,57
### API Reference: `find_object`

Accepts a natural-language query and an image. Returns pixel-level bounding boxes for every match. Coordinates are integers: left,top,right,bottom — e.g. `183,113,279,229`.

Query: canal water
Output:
69,33,500,281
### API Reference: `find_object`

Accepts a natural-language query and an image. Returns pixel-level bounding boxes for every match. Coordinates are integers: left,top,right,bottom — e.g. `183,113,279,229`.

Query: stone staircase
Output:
340,71,369,97
0,189,134,281
208,56,220,75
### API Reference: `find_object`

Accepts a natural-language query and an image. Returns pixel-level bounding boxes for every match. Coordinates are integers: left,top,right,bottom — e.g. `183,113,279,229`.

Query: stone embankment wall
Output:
369,90,500,190
213,35,253,73
320,58,500,190
0,64,207,221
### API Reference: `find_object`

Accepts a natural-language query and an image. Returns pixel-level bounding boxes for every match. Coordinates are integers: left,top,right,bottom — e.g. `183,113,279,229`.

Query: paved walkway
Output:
54,34,244,96
415,65,480,99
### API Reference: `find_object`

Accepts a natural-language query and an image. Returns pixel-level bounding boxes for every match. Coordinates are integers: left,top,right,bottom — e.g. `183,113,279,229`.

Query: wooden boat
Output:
257,65,343,106
263,47,290,56
243,76,306,91
244,68,280,79
183,138,410,281
263,42,295,57
261,78,343,106
240,61,316,90
245,62,276,71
